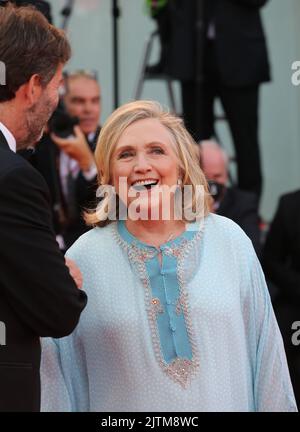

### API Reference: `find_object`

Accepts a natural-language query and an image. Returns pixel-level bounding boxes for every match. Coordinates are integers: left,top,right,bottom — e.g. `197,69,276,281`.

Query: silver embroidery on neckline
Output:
151,297,164,316
165,358,198,387
112,220,205,388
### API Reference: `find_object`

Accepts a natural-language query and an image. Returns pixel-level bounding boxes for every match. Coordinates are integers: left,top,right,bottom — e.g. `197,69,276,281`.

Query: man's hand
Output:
65,257,83,289
51,125,94,171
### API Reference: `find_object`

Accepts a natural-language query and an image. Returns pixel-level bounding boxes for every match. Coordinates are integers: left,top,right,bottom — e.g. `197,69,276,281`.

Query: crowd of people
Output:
0,0,299,412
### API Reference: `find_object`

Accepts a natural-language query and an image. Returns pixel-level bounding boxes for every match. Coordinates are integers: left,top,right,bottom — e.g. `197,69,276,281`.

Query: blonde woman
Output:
41,101,297,412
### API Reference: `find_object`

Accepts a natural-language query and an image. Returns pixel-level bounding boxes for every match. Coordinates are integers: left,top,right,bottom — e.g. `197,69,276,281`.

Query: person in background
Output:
144,0,169,75
262,190,300,407
0,4,87,412
146,0,270,199
200,140,261,256
32,71,101,250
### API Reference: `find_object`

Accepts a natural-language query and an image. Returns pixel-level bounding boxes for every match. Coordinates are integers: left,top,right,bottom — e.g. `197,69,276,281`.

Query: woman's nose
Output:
133,153,152,173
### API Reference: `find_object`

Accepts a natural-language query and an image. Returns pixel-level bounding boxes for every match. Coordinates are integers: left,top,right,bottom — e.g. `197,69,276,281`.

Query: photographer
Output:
32,71,101,250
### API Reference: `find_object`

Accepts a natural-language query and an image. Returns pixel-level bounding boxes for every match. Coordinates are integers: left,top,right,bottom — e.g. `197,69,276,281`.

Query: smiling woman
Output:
85,100,210,231
41,100,297,412
112,117,187,226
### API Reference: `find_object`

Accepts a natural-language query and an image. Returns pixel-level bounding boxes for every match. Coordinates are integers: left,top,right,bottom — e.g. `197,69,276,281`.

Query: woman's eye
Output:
151,147,164,154
119,151,134,159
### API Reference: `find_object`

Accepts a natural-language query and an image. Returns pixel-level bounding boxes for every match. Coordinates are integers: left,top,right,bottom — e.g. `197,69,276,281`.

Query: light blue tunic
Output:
41,214,297,412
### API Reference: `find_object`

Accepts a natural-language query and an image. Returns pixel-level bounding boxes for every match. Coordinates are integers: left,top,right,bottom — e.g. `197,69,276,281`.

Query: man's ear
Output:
20,74,43,107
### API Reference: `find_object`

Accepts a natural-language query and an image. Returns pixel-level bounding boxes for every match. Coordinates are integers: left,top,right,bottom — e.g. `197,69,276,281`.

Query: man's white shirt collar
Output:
0,122,16,153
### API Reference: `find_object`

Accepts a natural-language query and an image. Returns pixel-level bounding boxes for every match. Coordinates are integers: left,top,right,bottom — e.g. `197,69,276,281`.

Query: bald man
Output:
200,140,261,256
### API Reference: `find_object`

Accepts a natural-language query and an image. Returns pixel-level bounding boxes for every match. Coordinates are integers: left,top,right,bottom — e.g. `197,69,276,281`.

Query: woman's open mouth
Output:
131,179,159,191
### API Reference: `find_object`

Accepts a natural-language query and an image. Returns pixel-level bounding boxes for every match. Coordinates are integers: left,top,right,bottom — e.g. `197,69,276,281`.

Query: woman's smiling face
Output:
111,118,181,219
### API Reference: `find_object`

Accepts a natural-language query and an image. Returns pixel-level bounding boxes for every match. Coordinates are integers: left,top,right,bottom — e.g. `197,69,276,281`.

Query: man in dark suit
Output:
0,4,87,411
200,140,261,256
262,190,300,406
148,0,270,198
32,72,101,250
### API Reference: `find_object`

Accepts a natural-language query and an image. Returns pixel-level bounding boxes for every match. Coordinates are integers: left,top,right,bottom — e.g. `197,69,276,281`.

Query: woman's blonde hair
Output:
85,100,211,227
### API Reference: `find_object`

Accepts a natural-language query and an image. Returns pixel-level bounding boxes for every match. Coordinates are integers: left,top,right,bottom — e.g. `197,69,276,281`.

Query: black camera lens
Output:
49,106,79,138
208,180,225,202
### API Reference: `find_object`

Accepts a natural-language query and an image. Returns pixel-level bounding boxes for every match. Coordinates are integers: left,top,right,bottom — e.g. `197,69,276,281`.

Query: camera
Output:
208,180,226,203
48,101,79,139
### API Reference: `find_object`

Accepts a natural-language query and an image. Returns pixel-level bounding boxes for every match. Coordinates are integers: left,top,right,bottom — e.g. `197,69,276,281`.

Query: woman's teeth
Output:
132,180,159,190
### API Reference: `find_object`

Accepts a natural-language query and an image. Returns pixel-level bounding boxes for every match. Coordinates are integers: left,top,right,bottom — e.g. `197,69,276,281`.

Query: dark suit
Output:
31,130,99,250
262,190,300,406
0,131,87,412
217,186,261,256
164,0,270,197
166,0,270,84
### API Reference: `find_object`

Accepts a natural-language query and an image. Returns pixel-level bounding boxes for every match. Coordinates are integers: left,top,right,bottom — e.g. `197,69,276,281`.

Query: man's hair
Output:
63,70,99,96
0,3,71,102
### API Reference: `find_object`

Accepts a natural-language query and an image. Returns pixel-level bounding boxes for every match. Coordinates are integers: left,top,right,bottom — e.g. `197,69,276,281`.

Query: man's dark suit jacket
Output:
0,131,87,412
31,131,99,249
262,191,300,406
262,190,300,305
217,186,261,255
166,0,270,86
